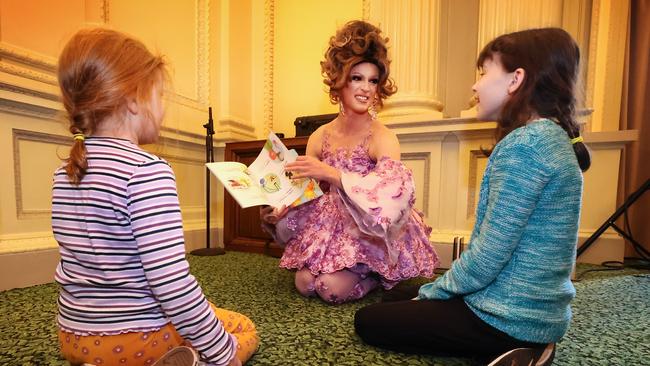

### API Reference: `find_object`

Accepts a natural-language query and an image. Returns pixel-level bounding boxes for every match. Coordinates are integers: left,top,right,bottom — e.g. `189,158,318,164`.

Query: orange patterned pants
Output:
59,305,259,365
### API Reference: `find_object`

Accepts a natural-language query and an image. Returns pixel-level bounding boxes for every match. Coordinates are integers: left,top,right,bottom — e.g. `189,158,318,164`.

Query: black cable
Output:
574,257,650,282
623,256,650,270
574,261,625,282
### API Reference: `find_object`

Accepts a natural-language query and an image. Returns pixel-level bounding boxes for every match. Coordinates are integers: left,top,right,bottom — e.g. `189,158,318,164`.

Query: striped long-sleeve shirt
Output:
52,137,235,366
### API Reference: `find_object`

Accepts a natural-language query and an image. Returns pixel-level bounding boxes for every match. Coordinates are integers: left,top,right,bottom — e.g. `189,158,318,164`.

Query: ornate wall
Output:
0,0,223,289
0,0,635,290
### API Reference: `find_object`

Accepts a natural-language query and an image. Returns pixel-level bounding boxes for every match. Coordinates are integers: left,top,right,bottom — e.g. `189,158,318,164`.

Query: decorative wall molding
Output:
0,81,59,102
12,127,209,221
467,149,487,219
0,99,61,119
154,0,210,111
362,0,371,21
0,2,211,123
585,0,599,116
181,206,208,216
13,129,70,219
0,43,60,119
0,232,58,254
0,43,57,74
159,152,204,166
388,116,495,141
0,46,62,118
217,116,257,140
0,43,58,88
196,0,210,105
158,126,207,147
0,61,56,87
401,152,431,217
101,0,110,23
263,0,275,135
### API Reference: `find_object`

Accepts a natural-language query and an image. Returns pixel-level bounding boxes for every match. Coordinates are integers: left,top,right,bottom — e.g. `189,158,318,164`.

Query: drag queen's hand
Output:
285,156,342,188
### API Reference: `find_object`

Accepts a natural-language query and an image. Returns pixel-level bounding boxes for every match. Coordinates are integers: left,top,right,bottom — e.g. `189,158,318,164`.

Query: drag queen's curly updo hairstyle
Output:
321,20,397,107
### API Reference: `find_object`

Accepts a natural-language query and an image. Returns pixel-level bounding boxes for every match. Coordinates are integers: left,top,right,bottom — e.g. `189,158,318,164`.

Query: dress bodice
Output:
321,130,375,175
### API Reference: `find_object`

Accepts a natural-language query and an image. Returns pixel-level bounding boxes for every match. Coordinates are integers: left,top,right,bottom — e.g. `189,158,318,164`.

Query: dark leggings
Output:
354,297,545,362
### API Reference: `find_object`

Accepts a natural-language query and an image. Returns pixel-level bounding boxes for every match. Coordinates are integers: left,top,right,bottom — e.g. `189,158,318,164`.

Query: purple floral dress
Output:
271,131,439,289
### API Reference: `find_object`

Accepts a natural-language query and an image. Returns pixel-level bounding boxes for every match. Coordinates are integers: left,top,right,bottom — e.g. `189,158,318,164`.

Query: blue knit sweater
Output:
418,119,583,343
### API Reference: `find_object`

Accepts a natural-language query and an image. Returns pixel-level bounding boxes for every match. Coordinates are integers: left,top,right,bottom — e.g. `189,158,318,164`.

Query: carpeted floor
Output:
1,251,649,365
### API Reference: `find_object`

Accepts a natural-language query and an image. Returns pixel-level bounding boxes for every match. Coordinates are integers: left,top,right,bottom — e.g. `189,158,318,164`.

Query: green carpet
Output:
1,252,649,365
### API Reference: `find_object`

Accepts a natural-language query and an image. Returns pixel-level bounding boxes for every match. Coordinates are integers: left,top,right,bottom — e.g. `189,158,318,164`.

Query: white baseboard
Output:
575,233,625,265
431,232,625,270
0,227,225,291
0,248,59,291
432,242,454,269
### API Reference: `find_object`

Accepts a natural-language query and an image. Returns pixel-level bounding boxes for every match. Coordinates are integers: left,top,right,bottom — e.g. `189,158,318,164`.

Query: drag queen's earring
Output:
339,101,346,116
368,98,378,120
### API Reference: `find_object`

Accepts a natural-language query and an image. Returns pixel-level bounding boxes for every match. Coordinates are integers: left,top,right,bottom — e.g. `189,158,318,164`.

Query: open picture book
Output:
206,132,323,209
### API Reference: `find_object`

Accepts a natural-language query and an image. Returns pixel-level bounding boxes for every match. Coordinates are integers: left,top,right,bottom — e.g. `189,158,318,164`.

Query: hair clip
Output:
570,136,583,144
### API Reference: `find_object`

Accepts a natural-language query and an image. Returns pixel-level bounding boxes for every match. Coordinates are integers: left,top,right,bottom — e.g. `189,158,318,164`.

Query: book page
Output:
283,149,324,207
207,132,324,209
248,133,304,208
206,162,270,208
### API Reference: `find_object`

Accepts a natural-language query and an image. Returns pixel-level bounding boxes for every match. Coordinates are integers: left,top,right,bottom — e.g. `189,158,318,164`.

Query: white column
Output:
461,0,565,118
584,0,629,132
476,0,563,55
365,0,444,120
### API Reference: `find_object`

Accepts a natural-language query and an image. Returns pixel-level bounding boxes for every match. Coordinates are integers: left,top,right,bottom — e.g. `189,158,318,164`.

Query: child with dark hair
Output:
355,28,590,366
260,20,439,304
53,28,258,366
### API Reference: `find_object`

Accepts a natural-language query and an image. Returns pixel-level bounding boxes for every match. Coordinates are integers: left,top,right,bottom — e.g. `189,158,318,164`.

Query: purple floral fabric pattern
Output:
276,130,439,289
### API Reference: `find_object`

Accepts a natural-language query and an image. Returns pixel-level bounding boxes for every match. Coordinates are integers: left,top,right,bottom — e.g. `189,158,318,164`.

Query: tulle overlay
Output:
273,131,439,289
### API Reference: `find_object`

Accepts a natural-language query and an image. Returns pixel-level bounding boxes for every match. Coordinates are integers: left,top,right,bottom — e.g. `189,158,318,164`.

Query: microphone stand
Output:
577,178,649,258
191,107,225,256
